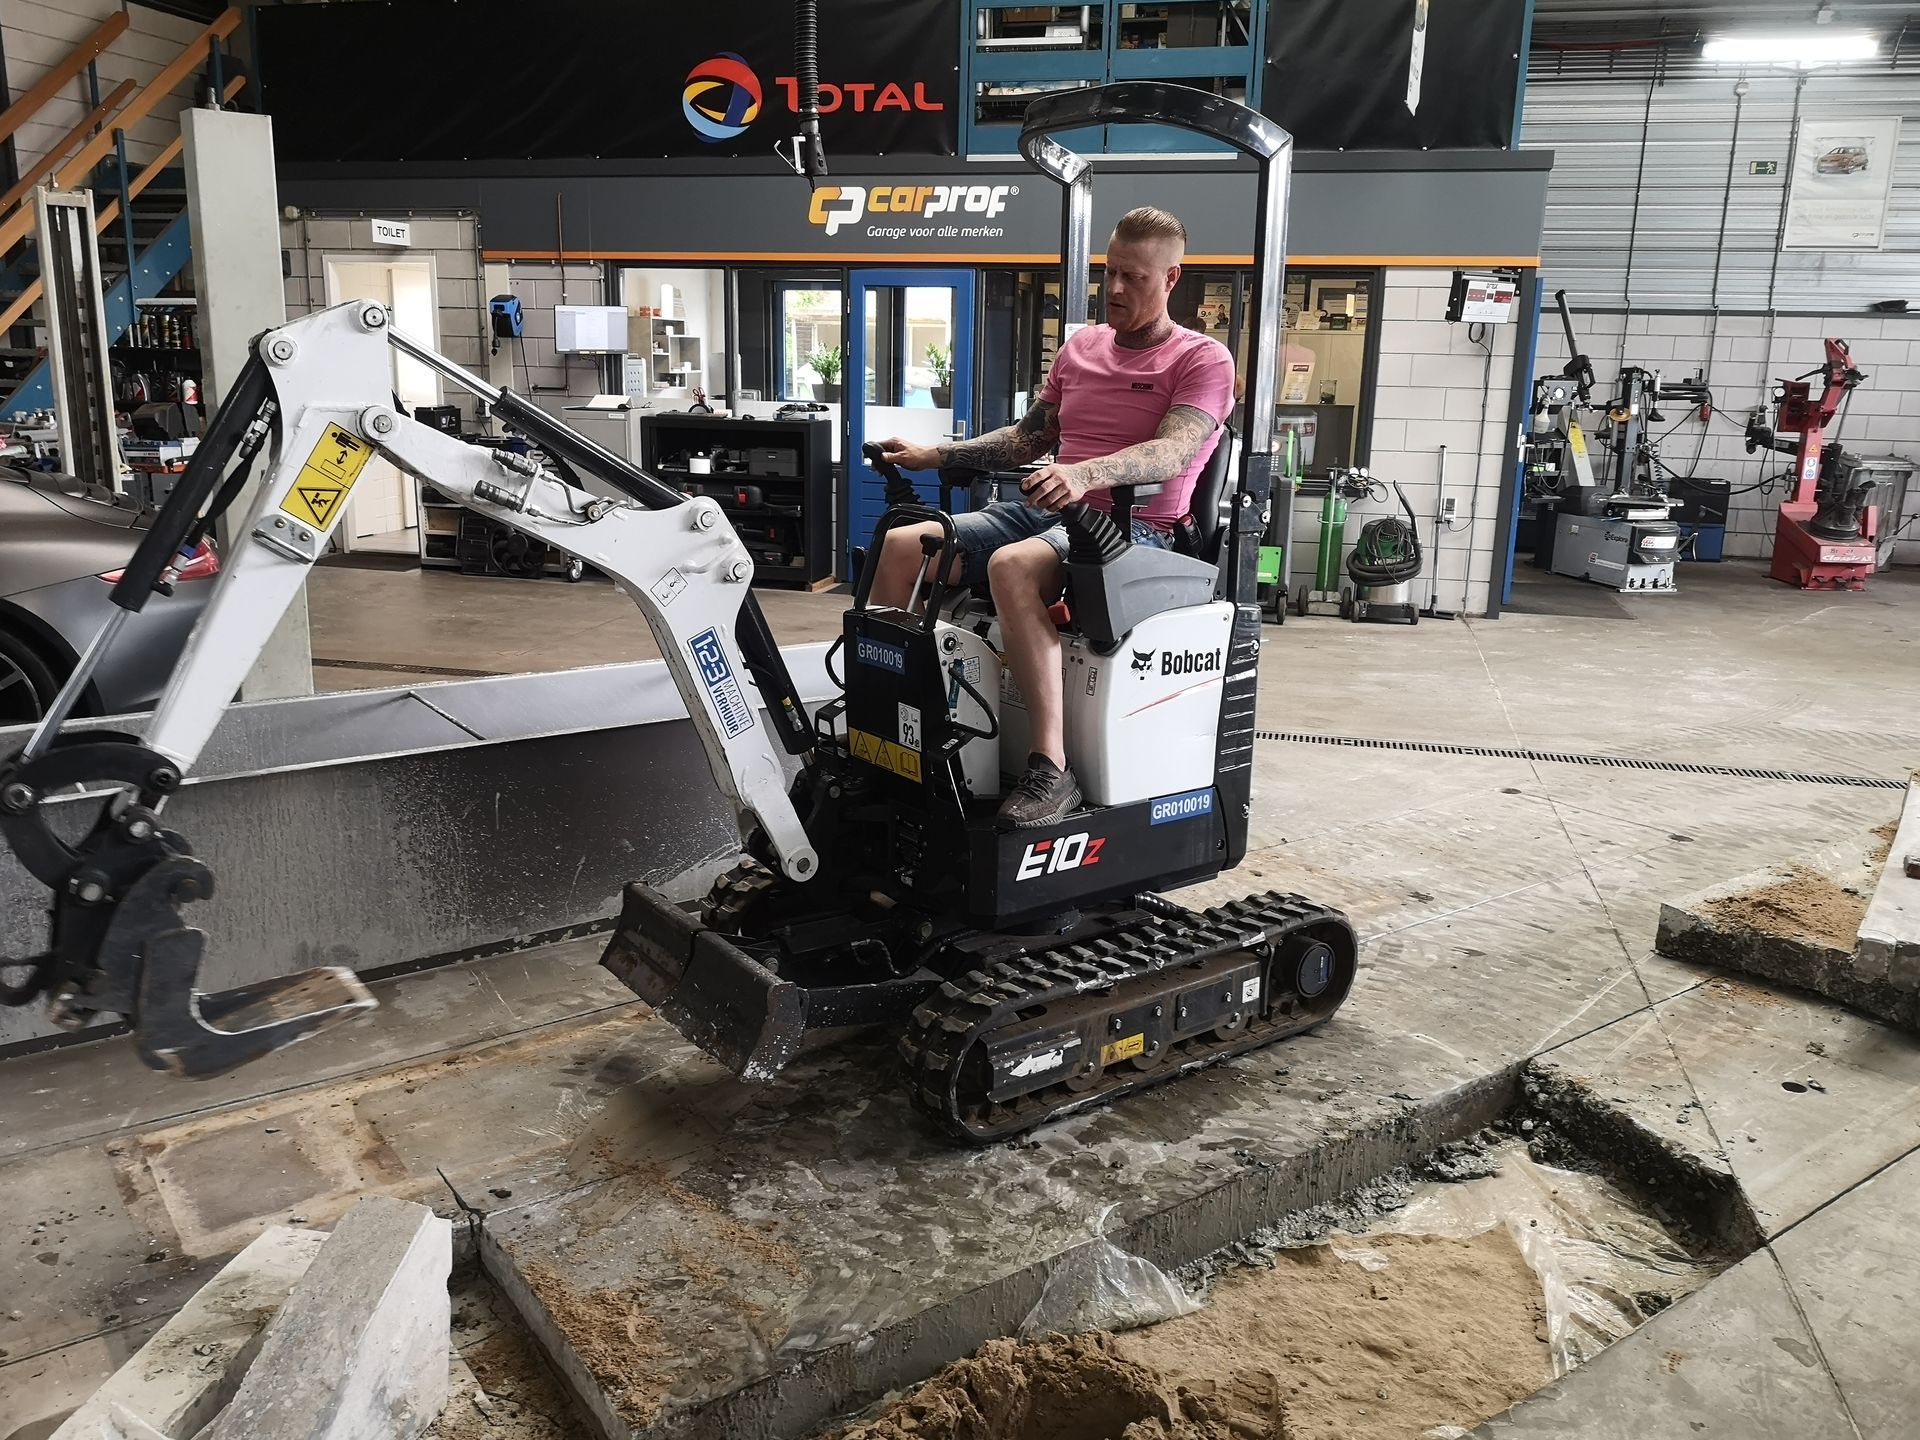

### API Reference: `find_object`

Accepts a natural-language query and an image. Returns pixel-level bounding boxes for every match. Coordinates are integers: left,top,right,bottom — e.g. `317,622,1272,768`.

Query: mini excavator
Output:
0,84,1355,1143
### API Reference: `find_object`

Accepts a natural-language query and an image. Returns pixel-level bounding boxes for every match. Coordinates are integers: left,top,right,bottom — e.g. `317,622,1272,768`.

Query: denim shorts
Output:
950,500,1172,587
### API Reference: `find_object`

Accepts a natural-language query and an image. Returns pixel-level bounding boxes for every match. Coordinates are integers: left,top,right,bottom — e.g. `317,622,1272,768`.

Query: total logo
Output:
1015,830,1105,883
808,183,1018,237
683,53,762,142
683,54,943,144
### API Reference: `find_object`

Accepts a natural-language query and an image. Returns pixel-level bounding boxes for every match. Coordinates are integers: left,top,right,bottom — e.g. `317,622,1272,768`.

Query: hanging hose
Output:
1346,480,1424,588
792,0,829,181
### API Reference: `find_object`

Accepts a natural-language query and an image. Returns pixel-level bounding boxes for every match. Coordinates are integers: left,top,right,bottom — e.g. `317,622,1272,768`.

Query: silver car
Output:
0,467,216,725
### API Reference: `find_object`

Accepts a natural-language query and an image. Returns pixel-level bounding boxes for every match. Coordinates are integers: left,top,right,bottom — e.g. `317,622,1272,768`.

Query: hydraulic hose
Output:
795,0,828,180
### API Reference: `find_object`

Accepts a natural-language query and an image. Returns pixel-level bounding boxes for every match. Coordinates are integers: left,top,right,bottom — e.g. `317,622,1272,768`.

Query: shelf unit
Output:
641,317,705,395
639,413,835,589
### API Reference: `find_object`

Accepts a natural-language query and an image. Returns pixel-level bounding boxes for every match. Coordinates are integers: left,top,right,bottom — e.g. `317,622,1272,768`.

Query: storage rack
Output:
639,413,835,589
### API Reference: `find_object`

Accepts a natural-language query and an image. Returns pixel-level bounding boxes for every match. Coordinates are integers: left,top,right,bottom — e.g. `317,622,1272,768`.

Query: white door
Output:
323,256,437,552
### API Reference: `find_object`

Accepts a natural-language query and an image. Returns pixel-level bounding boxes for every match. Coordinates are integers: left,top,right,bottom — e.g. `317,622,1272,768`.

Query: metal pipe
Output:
1708,80,1747,312
389,327,503,405
20,608,131,762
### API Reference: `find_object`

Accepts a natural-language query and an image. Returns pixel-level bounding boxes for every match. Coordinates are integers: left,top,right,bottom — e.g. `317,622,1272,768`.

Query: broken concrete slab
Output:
1473,1247,1855,1439
1656,845,1920,1032
1857,781,1920,995
482,1018,1519,1440
1527,1010,1759,1251
205,1196,450,1440
1648,979,1920,1238
1771,1143,1920,1440
51,1225,324,1440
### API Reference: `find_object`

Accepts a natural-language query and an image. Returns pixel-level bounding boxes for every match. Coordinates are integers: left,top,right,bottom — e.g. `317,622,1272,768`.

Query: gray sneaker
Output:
998,753,1083,829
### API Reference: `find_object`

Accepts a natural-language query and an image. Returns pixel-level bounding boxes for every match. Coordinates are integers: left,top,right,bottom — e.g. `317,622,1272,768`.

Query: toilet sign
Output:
370,218,412,247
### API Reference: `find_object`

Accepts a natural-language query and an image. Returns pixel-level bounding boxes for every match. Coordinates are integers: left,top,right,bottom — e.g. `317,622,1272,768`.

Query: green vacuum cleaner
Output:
1340,478,1423,625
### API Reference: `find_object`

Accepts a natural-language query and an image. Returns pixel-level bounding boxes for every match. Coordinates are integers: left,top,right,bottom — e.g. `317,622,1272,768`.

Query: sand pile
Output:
836,1229,1552,1440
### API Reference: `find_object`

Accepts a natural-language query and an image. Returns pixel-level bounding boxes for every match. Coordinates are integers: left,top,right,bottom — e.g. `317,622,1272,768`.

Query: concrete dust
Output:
521,1262,672,1426
1869,817,1900,866
427,1267,592,1440
1704,863,1868,949
831,1230,1549,1440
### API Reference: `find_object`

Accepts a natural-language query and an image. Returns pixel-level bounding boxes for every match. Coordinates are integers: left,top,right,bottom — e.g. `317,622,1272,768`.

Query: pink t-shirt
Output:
1040,323,1235,527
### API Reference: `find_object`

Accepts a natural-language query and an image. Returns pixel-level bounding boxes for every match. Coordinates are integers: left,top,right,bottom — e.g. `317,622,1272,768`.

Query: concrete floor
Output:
3,558,1918,1438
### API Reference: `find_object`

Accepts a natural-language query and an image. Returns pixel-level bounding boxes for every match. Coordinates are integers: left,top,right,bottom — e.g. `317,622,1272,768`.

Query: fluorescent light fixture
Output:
1702,31,1879,66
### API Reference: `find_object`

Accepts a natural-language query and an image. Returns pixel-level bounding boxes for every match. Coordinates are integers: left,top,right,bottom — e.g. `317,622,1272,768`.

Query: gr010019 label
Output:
1149,788,1214,826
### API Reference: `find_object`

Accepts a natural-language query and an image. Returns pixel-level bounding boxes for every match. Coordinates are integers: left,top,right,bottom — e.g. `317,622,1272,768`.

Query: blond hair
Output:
1111,206,1187,254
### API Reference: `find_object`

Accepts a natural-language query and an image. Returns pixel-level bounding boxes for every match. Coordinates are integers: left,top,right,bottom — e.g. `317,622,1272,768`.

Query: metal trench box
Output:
0,646,833,1052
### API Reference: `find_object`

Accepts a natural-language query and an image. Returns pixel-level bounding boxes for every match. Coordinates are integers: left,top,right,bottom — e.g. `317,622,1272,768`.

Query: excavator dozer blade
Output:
600,881,805,1081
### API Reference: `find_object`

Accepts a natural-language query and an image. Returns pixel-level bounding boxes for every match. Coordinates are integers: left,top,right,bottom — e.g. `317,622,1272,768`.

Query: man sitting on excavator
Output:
872,205,1234,830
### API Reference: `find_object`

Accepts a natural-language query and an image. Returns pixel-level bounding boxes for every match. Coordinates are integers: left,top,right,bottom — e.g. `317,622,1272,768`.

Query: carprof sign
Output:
807,182,1019,240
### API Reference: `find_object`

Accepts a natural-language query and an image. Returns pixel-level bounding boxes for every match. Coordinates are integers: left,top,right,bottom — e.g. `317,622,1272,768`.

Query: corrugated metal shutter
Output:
1521,69,1920,310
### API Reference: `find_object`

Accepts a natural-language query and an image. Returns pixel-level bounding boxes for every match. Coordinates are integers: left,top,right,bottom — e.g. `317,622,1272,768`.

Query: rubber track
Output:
900,890,1352,1144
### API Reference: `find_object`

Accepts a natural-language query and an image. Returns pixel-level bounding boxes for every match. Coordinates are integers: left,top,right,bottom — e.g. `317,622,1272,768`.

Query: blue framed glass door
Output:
844,268,976,575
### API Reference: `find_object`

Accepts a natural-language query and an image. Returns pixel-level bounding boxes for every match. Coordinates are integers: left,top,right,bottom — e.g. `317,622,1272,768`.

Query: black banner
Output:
1263,0,1525,151
256,0,959,164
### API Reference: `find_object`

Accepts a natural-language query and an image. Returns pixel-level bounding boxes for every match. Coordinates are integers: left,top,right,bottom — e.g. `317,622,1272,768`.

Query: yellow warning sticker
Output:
849,726,922,783
1568,422,1588,458
279,423,374,529
1101,1032,1145,1066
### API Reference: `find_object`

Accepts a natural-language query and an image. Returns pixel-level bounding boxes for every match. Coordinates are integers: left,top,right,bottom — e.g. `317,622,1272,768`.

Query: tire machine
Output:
1745,339,1890,591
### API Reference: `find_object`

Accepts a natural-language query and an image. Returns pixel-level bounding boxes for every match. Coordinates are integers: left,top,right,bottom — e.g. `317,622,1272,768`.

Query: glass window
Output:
776,283,845,402
1279,270,1375,477
618,267,723,399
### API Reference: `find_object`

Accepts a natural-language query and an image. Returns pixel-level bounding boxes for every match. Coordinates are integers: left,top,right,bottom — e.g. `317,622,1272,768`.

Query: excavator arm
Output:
0,299,818,1076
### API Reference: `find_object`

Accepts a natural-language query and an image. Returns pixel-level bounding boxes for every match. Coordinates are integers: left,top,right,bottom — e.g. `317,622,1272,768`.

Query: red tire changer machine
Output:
1745,339,1903,591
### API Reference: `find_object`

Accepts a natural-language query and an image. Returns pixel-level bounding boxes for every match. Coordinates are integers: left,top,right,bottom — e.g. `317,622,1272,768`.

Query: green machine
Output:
1256,430,1298,623
1291,467,1380,617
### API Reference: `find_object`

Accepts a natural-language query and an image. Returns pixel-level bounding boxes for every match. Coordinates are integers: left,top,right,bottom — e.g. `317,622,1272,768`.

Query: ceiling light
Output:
1702,30,1879,66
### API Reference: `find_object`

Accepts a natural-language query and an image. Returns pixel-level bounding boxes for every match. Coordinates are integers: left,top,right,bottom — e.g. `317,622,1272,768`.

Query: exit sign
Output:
1750,160,1780,175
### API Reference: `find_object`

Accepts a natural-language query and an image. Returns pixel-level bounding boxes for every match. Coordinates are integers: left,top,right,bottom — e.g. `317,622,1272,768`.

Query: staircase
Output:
0,8,245,419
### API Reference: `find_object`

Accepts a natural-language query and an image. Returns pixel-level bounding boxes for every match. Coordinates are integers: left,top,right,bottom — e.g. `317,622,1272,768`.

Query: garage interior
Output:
1,3,1918,1439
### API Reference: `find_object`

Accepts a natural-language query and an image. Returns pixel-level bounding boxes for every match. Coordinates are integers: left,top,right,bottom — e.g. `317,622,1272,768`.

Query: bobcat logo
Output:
1130,649,1155,676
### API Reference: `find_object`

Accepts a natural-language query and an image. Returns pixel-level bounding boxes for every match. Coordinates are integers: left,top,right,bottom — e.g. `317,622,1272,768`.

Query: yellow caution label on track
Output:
280,423,373,529
1101,1032,1145,1066
849,726,922,783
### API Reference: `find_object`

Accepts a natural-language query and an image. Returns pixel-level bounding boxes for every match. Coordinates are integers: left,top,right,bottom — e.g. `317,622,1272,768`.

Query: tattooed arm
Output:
875,398,1060,474
1019,405,1218,513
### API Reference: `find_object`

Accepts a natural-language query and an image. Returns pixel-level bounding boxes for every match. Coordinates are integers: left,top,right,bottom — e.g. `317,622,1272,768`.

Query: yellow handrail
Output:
0,7,243,260
0,72,248,338
0,12,130,152
0,79,136,218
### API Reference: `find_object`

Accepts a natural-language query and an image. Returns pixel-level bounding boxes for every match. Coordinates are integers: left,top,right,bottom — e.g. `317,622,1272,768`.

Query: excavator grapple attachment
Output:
600,881,805,1080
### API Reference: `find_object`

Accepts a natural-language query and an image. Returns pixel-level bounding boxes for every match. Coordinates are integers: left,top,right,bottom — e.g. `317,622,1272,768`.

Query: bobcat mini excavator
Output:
0,84,1355,1144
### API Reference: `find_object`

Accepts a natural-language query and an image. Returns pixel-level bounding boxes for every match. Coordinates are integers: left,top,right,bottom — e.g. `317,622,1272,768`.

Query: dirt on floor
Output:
519,1262,673,1426
833,1229,1552,1440
1704,863,1869,949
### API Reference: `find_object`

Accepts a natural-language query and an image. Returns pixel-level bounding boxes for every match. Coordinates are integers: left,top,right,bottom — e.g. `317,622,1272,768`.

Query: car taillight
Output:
173,540,220,582
98,539,220,585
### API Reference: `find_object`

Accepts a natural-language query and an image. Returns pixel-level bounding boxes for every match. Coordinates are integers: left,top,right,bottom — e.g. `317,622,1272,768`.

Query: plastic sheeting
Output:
1019,1205,1202,1338
1370,1144,1718,1375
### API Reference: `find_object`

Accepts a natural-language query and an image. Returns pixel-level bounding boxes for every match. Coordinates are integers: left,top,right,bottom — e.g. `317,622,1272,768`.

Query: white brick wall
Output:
277,212,550,425
2,0,203,173
1532,310,1920,568
1350,268,1522,618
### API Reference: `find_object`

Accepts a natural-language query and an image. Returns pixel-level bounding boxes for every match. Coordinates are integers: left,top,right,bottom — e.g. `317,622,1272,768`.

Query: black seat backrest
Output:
1177,421,1236,562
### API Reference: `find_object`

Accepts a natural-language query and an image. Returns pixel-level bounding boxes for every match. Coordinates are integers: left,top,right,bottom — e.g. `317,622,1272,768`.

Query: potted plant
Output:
926,343,953,408
808,346,843,403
